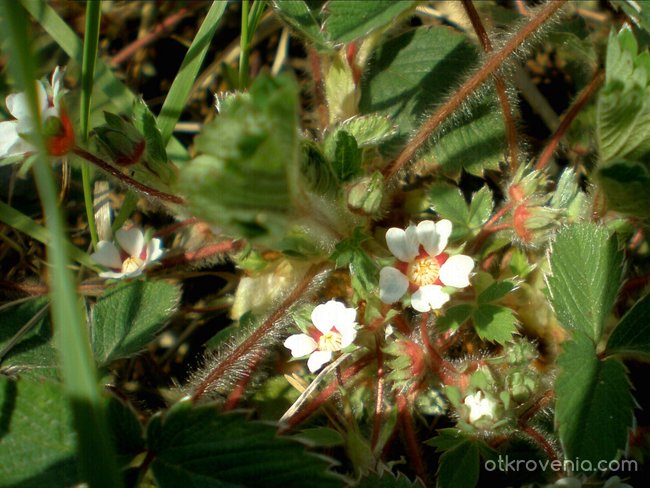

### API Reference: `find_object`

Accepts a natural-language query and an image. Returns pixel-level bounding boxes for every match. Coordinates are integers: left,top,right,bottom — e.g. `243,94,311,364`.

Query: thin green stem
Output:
239,0,250,88
0,3,121,487
80,0,101,249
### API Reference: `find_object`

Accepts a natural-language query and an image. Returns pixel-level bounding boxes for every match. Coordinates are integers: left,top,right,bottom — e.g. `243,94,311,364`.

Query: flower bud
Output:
94,112,145,166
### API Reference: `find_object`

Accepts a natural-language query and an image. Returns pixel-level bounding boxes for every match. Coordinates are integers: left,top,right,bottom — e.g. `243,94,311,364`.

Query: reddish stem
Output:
111,6,193,67
384,0,567,180
223,349,266,411
155,218,199,237
397,393,428,483
461,0,519,171
522,425,560,464
153,240,243,269
419,313,456,384
280,356,373,432
192,264,328,401
73,147,184,204
534,69,604,171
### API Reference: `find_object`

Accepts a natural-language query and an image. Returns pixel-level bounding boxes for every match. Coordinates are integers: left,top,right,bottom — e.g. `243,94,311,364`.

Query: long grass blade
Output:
0,3,121,487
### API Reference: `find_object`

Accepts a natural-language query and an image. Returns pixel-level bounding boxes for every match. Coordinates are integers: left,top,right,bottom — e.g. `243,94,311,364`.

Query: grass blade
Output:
0,3,121,487
157,0,228,145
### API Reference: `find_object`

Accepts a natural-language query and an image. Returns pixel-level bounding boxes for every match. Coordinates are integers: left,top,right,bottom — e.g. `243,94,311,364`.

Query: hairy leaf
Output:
473,304,517,344
273,0,331,50
555,332,634,467
607,293,650,360
546,223,623,342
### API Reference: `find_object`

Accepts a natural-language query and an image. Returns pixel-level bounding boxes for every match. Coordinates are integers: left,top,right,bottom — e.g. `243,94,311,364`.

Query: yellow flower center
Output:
122,256,144,274
407,256,440,287
318,330,343,352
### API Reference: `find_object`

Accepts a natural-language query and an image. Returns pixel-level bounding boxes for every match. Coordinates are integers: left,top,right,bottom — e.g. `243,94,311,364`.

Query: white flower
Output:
379,220,474,312
463,391,498,424
0,66,67,158
283,300,357,373
90,227,164,279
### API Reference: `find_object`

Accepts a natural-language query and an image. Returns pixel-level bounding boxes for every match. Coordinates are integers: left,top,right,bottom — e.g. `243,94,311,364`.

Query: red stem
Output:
397,393,427,484
73,147,184,204
384,0,567,180
192,264,328,401
535,69,604,171
419,313,456,384
153,240,243,269
461,0,519,171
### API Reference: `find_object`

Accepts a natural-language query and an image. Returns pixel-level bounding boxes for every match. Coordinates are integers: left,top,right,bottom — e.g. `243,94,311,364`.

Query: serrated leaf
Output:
360,27,477,148
147,401,341,487
0,377,79,487
611,1,650,34
598,160,650,219
92,279,181,366
324,0,416,43
295,427,344,447
331,228,378,298
133,98,177,185
436,439,480,488
177,74,298,243
428,183,470,236
356,470,423,488
555,332,634,467
0,297,57,369
473,304,517,344
437,304,474,332
273,0,331,51
468,186,494,229
338,114,397,148
607,293,650,360
478,281,516,305
546,224,623,342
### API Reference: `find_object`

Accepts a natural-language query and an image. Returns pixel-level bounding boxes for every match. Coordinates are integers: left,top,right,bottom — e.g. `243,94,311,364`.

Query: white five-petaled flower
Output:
0,66,66,158
379,220,475,312
283,300,357,373
90,227,164,279
463,391,498,424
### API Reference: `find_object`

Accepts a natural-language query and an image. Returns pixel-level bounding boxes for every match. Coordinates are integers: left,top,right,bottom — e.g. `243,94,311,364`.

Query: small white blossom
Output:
284,300,357,373
90,227,164,279
0,67,66,158
379,220,474,312
463,391,497,424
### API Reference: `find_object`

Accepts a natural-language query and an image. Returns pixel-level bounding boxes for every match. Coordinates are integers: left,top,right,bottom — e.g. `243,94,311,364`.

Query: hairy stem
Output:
73,147,184,204
534,69,604,171
384,0,567,180
371,336,385,451
397,393,427,483
461,0,519,171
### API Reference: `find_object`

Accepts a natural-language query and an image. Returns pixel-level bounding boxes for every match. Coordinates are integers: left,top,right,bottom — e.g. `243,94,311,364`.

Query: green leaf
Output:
472,304,517,344
147,401,341,487
437,304,474,332
133,98,177,185
332,131,362,182
0,376,78,487
360,27,479,150
546,223,623,342
331,228,378,298
273,0,331,51
468,186,494,230
177,74,298,243
477,281,516,305
0,298,57,369
607,293,650,360
337,114,397,148
598,160,650,219
428,183,470,236
611,1,650,34
555,332,634,467
324,0,416,43
295,427,344,448
437,441,479,488
356,470,423,488
92,280,181,366
107,396,145,467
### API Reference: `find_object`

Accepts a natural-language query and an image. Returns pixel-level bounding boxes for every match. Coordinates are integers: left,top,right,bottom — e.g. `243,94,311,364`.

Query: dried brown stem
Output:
534,69,604,171
384,0,567,180
73,147,184,204
191,263,329,401
462,0,519,171
110,6,193,67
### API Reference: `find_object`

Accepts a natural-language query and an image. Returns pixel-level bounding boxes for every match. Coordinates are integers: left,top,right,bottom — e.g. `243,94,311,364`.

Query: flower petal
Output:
284,334,317,358
307,350,332,372
146,238,164,263
386,225,419,262
439,254,474,288
339,326,357,349
435,219,452,254
311,301,338,333
6,92,30,121
0,121,21,157
339,306,357,328
98,270,128,279
51,66,65,105
379,267,409,304
90,240,123,269
416,220,440,257
116,228,145,258
411,285,450,312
